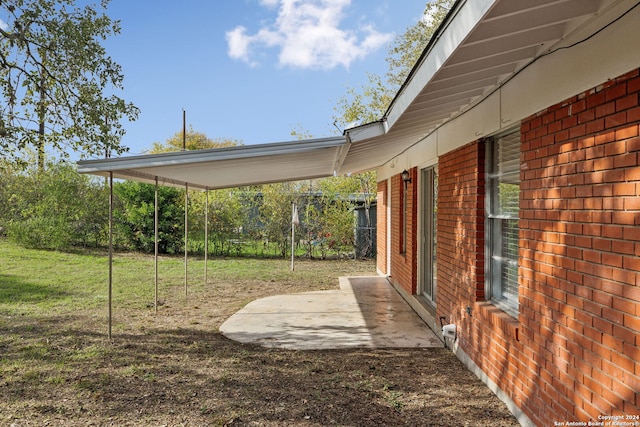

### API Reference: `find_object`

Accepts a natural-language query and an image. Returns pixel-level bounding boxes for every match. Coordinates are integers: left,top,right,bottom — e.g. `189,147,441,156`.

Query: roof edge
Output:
78,136,346,174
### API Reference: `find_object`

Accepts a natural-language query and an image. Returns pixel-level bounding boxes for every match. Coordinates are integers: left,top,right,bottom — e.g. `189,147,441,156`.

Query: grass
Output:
0,238,519,426
0,240,356,314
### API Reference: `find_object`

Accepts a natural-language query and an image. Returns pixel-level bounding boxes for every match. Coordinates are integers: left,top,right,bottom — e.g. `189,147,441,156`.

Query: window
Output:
486,131,520,316
401,174,408,254
420,167,437,304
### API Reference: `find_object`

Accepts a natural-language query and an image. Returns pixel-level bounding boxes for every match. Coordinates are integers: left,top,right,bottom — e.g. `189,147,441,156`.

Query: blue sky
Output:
101,0,427,155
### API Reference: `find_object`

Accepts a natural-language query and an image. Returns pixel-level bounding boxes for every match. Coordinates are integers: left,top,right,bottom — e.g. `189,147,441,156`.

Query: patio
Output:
220,276,442,350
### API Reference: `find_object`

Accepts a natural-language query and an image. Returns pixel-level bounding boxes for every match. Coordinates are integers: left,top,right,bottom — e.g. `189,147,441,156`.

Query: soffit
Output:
340,0,631,175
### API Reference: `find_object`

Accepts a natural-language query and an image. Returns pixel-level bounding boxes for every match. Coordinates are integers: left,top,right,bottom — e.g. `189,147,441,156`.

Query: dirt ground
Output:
0,259,520,427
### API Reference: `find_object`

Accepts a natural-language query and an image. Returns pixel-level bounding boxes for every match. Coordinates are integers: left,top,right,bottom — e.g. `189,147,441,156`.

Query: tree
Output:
316,173,377,258
0,0,139,170
329,1,453,257
385,0,453,89
305,181,354,259
187,187,249,256
333,0,454,128
113,181,184,254
148,126,242,153
0,160,109,249
259,182,299,257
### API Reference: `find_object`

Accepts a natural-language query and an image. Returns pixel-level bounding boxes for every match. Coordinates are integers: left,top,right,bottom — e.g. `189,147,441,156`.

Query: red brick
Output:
570,124,587,139
612,296,637,315
623,313,640,331
628,136,640,152
612,182,636,195
595,130,616,145
605,82,628,101
612,268,636,285
605,111,627,128
612,323,637,345
585,118,605,134
578,108,595,123
628,75,640,93
623,226,640,241
616,93,639,111
604,140,627,156
611,351,635,374
625,167,640,181
602,197,624,210
613,211,637,225
611,239,634,255
602,333,624,353
587,90,607,109
602,307,624,326
593,317,613,341
596,101,616,118
598,169,623,183
602,252,623,268
628,106,640,122
583,347,604,370
600,279,624,296
615,124,639,140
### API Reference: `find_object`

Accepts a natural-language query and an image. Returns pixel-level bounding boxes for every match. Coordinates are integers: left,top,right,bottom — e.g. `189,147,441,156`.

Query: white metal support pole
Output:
291,202,296,271
108,171,113,340
204,188,209,284
154,177,159,314
184,183,188,296
182,110,188,296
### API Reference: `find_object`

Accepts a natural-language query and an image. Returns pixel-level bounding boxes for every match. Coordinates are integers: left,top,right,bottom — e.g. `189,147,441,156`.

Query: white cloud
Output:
225,0,393,70
259,0,280,7
0,19,9,32
226,26,256,66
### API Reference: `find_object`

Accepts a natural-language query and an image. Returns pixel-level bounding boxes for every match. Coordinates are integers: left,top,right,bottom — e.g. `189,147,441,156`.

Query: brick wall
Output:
430,69,640,426
519,69,640,424
389,169,417,294
382,69,639,426
437,140,486,311
436,141,530,424
376,180,387,275
436,140,519,412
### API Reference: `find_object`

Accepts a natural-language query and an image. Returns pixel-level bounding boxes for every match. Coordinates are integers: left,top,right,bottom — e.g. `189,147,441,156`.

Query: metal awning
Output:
78,136,348,189
78,0,639,186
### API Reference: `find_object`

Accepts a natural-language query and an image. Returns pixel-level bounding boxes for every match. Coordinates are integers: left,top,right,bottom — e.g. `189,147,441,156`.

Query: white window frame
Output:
486,130,521,317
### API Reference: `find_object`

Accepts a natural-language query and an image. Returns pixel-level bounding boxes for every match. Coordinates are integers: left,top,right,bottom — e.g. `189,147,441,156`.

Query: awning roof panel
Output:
78,136,347,190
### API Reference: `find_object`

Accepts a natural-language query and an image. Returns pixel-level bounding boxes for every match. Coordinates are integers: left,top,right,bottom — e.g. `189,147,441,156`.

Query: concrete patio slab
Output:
220,276,442,350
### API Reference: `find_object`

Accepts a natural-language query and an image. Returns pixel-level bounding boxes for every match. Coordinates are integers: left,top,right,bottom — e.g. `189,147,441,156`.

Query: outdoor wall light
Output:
401,169,411,183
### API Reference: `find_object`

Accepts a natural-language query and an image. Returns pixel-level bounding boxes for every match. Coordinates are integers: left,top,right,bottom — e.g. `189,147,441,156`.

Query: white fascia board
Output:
343,121,386,143
332,140,352,175
77,136,346,175
83,169,201,189
385,0,497,131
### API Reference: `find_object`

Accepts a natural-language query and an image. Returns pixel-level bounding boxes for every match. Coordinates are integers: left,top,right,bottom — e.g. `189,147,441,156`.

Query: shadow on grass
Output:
0,274,70,304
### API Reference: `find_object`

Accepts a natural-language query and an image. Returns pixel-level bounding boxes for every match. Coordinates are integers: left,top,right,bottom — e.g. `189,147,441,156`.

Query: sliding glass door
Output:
420,167,437,305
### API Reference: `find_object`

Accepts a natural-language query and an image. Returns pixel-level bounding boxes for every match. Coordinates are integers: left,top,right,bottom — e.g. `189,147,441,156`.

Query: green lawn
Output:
0,239,374,322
